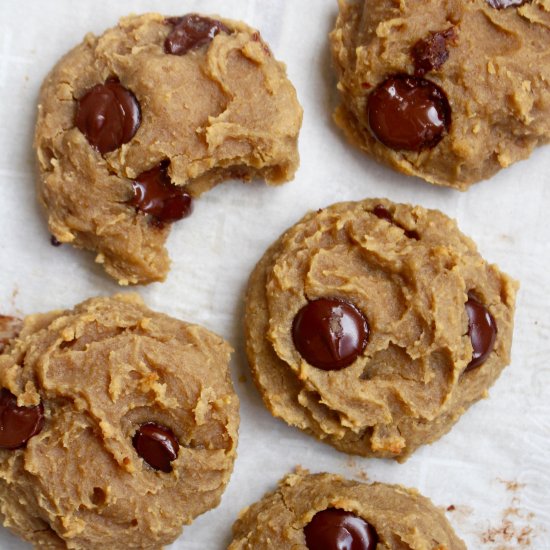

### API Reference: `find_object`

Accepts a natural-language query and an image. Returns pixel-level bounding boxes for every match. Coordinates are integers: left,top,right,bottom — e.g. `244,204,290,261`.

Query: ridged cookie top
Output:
35,13,303,284
246,199,517,459
229,471,466,550
331,0,550,188
0,294,238,549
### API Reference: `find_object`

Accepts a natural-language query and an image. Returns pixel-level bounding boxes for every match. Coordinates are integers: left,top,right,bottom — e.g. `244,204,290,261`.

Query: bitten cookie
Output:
245,199,517,460
0,294,239,549
35,13,303,284
330,0,550,189
229,471,466,550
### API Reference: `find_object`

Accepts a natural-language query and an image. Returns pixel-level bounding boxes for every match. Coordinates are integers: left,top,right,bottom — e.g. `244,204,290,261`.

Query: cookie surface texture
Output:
229,471,466,549
35,13,303,284
245,199,517,460
330,0,550,189
0,294,239,549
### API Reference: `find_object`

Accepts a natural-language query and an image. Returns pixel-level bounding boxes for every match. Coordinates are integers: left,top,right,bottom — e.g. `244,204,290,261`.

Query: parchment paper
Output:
0,1,548,548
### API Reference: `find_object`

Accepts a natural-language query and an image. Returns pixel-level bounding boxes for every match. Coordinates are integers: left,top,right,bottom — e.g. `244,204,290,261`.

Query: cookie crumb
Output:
498,478,526,492
479,479,535,547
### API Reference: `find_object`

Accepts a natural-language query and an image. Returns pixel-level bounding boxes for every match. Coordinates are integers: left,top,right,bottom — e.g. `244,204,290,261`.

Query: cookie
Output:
0,316,22,354
330,0,550,189
35,13,303,285
0,294,239,549
245,199,517,460
229,471,466,549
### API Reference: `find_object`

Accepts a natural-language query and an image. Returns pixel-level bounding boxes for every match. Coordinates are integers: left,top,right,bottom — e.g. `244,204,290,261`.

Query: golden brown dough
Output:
35,13,303,284
330,0,550,189
229,471,466,550
245,199,517,460
0,294,239,549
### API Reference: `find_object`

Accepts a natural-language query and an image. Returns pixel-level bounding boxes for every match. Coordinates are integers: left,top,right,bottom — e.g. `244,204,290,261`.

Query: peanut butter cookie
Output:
245,199,517,460
0,294,238,549
330,0,550,189
229,471,466,549
36,13,303,284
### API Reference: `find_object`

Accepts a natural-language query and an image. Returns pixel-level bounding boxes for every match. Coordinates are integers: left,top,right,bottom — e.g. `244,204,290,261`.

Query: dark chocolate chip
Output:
465,295,497,371
165,14,230,55
412,27,456,76
75,78,141,155
0,389,44,450
50,235,62,247
367,74,451,151
372,204,419,240
132,422,179,472
372,204,393,223
486,0,529,8
304,508,378,550
292,298,369,371
129,162,193,226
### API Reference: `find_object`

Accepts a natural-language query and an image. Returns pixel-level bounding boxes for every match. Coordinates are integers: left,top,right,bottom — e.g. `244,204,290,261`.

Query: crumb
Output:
481,519,532,546
355,469,368,481
445,504,473,522
497,479,526,492
10,286,19,306
238,374,247,384
479,480,535,547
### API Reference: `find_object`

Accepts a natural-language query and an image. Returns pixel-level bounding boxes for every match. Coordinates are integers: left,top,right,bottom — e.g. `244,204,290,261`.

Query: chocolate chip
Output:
75,78,141,155
367,74,451,151
465,295,497,371
292,298,369,371
132,423,179,472
50,235,62,247
372,204,419,240
412,27,456,76
486,0,529,8
165,14,230,55
0,389,44,450
129,162,193,226
304,508,378,550
372,204,393,223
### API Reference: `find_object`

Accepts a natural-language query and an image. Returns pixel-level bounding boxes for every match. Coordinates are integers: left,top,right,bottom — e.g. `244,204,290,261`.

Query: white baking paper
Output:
0,0,549,548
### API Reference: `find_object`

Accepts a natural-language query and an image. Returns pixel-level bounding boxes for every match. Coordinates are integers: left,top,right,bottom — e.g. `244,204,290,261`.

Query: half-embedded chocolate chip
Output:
367,74,451,151
372,204,393,224
129,162,193,226
50,235,62,247
0,389,44,450
165,14,230,55
292,298,369,371
486,0,529,8
75,78,141,155
412,28,456,76
372,204,419,240
304,508,378,550
465,295,497,371
132,422,179,472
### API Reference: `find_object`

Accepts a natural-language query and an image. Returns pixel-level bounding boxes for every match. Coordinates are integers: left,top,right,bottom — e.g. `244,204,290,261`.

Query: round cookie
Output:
330,0,550,189
229,471,466,549
35,13,303,284
0,294,239,549
245,199,517,460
